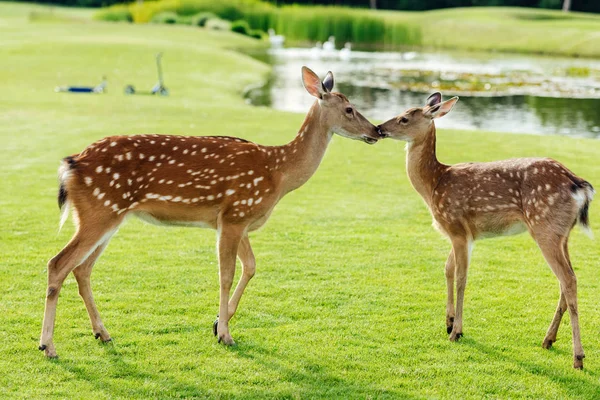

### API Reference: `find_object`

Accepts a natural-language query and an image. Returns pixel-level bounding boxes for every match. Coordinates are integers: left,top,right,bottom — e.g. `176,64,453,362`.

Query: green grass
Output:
2,3,600,398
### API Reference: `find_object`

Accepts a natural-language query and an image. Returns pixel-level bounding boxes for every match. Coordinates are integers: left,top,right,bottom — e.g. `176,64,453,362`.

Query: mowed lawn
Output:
1,3,600,399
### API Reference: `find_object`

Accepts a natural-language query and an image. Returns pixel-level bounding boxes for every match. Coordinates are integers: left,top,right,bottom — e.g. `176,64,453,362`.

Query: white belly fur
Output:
476,220,528,240
132,211,213,229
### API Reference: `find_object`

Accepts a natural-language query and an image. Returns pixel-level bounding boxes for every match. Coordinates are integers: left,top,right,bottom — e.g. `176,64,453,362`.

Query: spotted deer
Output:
378,92,594,369
39,67,380,357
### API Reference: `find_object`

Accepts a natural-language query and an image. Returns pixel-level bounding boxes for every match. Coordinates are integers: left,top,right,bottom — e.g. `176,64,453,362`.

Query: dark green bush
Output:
151,11,178,24
190,11,218,26
248,29,264,39
231,19,251,35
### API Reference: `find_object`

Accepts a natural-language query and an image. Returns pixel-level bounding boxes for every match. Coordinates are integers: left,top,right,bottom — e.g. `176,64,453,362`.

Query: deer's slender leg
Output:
215,224,244,345
449,238,471,342
543,288,567,349
542,239,572,348
40,221,119,358
445,249,455,334
536,235,584,369
228,235,256,320
72,236,113,342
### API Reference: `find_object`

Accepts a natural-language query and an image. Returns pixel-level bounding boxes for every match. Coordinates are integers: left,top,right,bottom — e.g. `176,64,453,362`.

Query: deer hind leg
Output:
536,235,584,369
542,288,566,349
39,218,120,358
445,249,456,334
215,224,244,345
227,235,256,320
449,238,471,342
543,238,570,349
72,235,114,343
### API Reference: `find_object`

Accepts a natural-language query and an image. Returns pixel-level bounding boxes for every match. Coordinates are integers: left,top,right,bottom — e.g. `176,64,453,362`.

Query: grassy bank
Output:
2,3,600,398
96,0,600,57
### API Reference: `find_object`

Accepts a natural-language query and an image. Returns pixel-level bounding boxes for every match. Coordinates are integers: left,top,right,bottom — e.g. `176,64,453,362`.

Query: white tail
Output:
39,66,380,358
378,92,593,369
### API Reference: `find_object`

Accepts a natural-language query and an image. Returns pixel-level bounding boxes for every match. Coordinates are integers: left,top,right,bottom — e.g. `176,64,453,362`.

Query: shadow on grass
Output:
463,338,600,398
55,341,214,398
226,341,419,399
52,339,418,398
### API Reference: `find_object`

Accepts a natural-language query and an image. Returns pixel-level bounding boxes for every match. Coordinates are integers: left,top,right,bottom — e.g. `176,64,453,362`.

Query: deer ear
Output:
301,66,325,99
425,96,459,119
426,92,442,107
322,71,334,93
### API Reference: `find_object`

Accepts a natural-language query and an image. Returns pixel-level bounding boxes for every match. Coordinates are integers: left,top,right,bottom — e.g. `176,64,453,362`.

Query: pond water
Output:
246,47,600,138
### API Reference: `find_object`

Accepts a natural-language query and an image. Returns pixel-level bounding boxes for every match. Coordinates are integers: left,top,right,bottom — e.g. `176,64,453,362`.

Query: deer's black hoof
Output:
39,345,47,351
95,333,101,339
213,316,219,337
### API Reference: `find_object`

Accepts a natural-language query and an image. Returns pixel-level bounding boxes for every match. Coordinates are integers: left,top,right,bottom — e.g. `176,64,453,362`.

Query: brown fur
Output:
39,67,380,357
378,94,594,369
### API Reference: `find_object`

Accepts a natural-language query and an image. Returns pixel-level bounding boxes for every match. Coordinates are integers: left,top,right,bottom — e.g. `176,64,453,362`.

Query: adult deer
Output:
378,92,594,369
39,67,380,357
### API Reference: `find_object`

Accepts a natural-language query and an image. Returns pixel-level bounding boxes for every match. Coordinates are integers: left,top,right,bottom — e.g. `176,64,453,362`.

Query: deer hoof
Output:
449,332,463,342
574,354,585,369
38,344,47,351
446,317,454,334
213,316,219,337
95,333,101,339
542,339,554,349
218,334,235,346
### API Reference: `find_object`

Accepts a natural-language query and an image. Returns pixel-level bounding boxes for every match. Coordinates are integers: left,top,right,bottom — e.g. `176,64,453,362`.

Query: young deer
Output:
378,92,594,369
39,67,380,358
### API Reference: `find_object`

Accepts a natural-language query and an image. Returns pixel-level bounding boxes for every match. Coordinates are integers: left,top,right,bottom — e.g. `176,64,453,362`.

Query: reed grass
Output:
95,1,600,56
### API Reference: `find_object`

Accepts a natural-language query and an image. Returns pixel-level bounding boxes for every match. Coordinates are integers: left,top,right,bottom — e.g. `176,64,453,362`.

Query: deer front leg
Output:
449,239,471,342
227,235,256,320
445,249,455,334
215,225,243,346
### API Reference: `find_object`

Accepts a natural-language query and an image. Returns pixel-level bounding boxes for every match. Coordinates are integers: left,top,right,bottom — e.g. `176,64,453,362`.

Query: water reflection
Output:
245,49,600,138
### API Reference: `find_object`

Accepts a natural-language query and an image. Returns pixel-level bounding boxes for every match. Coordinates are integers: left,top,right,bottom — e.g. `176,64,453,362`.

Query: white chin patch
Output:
332,126,356,139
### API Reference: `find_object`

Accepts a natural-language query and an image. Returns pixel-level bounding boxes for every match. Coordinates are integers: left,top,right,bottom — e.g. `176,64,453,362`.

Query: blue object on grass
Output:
55,76,107,93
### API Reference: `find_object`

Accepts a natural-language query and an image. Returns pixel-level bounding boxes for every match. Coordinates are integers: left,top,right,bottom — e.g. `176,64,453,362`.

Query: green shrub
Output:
175,15,193,24
151,11,179,24
190,11,217,26
94,0,421,49
248,29,264,39
231,19,250,35
205,18,232,30
93,5,132,22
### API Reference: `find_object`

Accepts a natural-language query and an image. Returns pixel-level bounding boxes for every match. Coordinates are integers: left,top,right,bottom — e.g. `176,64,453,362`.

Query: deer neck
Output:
405,123,445,207
276,101,333,194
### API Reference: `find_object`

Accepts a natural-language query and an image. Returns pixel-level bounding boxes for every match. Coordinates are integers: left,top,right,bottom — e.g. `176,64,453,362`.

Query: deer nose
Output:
376,126,388,138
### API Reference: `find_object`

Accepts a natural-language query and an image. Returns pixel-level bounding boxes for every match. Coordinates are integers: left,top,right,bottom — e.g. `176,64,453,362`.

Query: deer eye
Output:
400,117,409,124
345,107,353,114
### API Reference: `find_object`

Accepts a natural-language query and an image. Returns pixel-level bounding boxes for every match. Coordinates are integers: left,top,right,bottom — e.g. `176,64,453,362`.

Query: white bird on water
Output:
268,29,285,48
339,42,352,60
322,36,336,52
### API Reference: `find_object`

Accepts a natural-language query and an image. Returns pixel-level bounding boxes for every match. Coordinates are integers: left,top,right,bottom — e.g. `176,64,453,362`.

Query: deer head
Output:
301,66,380,144
377,92,459,142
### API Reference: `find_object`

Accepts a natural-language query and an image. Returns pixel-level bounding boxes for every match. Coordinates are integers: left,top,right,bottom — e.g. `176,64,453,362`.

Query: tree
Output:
562,0,571,12
370,0,377,9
